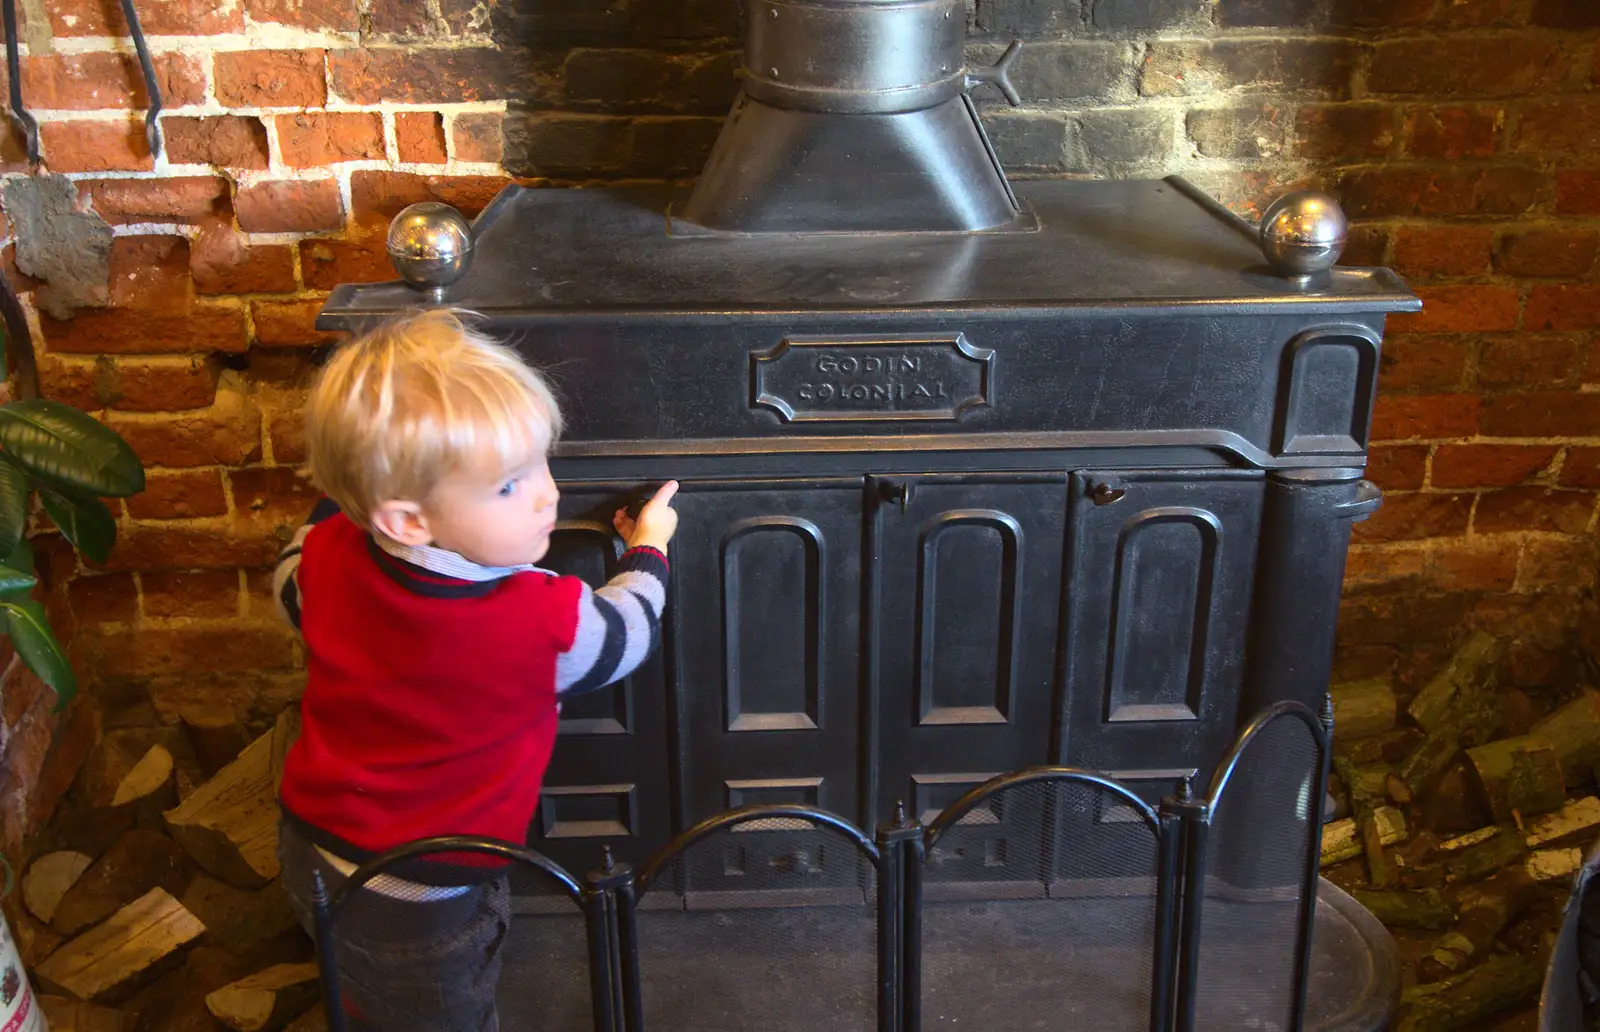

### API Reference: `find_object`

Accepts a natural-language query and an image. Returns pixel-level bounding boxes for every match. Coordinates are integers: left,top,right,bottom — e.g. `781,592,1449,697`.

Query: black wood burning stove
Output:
318,2,1419,1028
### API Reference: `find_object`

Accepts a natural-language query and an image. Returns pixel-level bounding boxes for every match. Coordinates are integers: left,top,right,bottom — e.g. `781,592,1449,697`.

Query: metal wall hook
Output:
119,0,164,162
964,39,1022,106
3,0,38,165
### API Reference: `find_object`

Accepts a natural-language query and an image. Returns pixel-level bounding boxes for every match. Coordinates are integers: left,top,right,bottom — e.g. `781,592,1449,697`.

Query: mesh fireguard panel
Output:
631,816,879,1032
919,779,1160,1032
498,877,595,1032
1192,716,1319,1032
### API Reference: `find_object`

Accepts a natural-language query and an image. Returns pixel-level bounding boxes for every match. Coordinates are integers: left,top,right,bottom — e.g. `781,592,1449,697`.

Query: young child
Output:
272,309,678,1032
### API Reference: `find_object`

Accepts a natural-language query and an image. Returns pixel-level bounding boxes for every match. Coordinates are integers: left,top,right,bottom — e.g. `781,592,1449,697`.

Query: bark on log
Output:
22,852,91,924
1332,680,1397,740
179,703,251,779
1423,763,1493,835
1445,825,1528,884
206,964,321,1032
51,830,192,937
1416,869,1534,983
269,706,299,795
1408,632,1506,736
164,727,280,889
1396,953,1541,1032
180,875,299,955
1465,734,1567,822
1348,888,1454,930
1531,689,1600,786
1323,808,1407,866
1400,728,1463,789
35,887,207,1003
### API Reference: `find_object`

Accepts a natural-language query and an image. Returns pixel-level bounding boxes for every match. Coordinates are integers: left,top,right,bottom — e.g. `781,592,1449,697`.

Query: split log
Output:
1438,826,1503,854
206,964,320,1032
1524,795,1600,849
181,875,299,955
1465,734,1566,822
114,745,176,809
1422,763,1492,835
283,1005,327,1032
1531,689,1600,785
1387,774,1414,805
1337,727,1422,766
1399,728,1463,789
1331,679,1397,740
1396,953,1541,1032
1526,847,1584,882
165,727,281,888
51,829,192,937
38,996,125,1032
1408,631,1506,735
269,705,299,795
22,852,91,924
1322,807,1407,866
1416,869,1534,983
2,892,63,968
126,944,247,1032
35,887,206,1003
180,703,251,779
1348,888,1454,930
1445,825,1528,884
1337,761,1391,802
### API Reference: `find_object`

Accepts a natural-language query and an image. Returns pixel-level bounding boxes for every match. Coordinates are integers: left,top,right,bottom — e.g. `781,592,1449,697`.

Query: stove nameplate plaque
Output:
752,333,993,423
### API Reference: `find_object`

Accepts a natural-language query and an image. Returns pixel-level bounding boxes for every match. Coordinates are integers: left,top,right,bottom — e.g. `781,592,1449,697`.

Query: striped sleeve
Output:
273,497,341,631
556,546,669,695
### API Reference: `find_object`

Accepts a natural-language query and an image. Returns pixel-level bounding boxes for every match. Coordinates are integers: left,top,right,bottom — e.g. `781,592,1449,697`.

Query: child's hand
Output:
615,481,679,555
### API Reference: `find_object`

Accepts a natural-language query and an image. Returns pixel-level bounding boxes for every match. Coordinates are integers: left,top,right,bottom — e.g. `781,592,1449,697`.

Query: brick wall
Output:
0,0,1597,842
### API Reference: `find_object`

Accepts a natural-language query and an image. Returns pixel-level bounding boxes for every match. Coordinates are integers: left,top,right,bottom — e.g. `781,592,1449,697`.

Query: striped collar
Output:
368,535,553,598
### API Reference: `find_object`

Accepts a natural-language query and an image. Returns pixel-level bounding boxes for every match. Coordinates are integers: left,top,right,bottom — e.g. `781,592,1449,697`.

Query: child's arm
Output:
556,482,678,694
272,497,342,630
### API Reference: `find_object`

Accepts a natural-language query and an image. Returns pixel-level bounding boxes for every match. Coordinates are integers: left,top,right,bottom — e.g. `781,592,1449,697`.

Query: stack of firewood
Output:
10,705,323,1032
1324,630,1600,1032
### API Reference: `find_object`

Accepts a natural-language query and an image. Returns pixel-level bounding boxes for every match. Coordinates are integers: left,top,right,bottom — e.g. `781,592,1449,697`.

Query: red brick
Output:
348,170,510,221
395,112,447,164
244,0,359,31
88,626,297,679
81,177,229,226
1479,334,1581,387
109,394,261,469
1557,170,1600,217
190,219,296,296
68,574,137,625
451,112,504,163
368,0,484,36
36,357,102,411
111,357,222,412
40,307,248,356
269,409,306,465
234,180,343,233
1564,447,1600,487
91,524,279,572
1427,538,1519,592
107,235,190,313
275,112,385,167
230,466,317,527
1443,0,1528,27
1337,168,1543,219
1403,106,1503,160
1343,545,1426,591
19,52,204,110
1482,392,1600,436
1475,487,1597,535
1388,285,1521,334
1372,394,1481,440
1141,39,1359,99
252,299,340,347
329,48,516,105
1495,228,1600,278
1526,285,1600,330
1340,225,1389,267
41,120,150,172
1295,104,1394,160
214,50,327,109
1515,98,1600,157
48,0,243,35
1379,335,1468,390
163,117,269,170
125,469,228,519
298,235,393,291
1432,444,1560,488
1368,36,1580,97
141,570,240,620
1391,226,1493,279
1351,492,1472,543
1367,445,1428,490
1519,537,1598,590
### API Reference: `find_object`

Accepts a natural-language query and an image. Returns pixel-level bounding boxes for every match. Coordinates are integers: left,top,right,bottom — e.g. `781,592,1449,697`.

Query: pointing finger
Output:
651,480,680,507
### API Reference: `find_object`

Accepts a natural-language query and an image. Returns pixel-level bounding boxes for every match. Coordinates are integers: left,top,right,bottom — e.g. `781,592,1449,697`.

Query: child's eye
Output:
498,479,519,497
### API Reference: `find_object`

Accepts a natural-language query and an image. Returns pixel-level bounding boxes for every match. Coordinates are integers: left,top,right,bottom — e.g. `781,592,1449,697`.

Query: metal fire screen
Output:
311,702,1332,1032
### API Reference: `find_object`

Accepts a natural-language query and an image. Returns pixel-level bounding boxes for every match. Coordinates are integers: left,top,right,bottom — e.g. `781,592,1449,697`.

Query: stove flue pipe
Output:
677,0,1030,234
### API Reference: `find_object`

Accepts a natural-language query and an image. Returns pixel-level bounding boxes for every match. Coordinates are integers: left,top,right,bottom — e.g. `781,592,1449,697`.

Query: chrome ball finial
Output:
387,201,473,295
1259,191,1348,285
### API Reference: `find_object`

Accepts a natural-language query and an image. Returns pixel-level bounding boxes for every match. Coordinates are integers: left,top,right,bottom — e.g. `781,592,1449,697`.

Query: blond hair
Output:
306,309,562,529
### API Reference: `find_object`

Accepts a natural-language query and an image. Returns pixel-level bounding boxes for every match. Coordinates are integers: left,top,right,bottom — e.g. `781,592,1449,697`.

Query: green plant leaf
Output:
39,489,116,565
2,598,75,710
0,455,27,558
0,399,144,497
0,562,36,596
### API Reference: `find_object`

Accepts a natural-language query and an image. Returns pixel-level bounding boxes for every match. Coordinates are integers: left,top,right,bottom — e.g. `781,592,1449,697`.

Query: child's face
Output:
421,454,562,568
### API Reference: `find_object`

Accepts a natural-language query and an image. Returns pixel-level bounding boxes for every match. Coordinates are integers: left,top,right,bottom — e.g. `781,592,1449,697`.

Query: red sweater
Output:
277,510,667,880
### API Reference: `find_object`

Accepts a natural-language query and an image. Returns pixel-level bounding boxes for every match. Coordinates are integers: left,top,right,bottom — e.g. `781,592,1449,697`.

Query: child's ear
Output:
371,499,432,547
